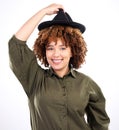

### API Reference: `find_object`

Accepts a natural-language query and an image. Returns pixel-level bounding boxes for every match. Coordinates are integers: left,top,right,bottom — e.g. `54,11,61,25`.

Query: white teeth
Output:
52,59,62,63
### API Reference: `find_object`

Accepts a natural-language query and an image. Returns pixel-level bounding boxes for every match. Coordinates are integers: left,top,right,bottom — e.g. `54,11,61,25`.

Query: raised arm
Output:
15,3,64,41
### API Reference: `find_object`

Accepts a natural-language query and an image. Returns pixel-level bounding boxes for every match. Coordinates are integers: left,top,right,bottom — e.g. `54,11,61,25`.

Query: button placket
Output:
60,77,68,130
62,86,66,96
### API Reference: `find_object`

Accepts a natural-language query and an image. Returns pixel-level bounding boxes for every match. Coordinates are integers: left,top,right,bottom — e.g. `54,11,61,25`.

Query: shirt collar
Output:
48,67,76,78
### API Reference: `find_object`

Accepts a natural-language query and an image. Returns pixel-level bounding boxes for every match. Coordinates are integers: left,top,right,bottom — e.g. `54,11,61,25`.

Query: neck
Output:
54,67,70,78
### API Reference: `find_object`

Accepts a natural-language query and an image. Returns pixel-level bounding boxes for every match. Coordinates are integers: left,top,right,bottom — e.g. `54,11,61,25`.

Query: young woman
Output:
8,3,110,130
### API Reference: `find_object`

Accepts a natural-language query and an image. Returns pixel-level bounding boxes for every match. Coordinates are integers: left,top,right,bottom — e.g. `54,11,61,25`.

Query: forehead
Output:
47,37,66,46
48,38,64,45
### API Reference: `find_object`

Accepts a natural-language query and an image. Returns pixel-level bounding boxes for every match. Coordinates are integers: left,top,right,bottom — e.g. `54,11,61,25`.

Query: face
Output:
46,39,72,76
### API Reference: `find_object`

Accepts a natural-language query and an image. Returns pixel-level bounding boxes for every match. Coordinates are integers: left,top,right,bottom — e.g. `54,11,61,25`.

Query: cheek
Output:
67,48,72,58
46,51,50,58
70,52,72,57
68,51,72,58
46,51,52,61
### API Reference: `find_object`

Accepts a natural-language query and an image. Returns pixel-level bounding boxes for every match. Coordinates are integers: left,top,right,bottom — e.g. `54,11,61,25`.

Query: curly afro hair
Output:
33,25,87,69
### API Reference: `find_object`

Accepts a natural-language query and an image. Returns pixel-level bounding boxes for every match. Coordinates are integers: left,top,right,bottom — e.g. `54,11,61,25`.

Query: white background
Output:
0,0,119,130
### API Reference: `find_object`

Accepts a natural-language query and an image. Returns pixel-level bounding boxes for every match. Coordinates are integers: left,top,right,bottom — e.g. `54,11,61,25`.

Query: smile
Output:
52,59,63,64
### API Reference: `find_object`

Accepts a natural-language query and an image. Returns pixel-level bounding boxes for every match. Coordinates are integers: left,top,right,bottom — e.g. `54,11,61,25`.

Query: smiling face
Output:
46,38,72,77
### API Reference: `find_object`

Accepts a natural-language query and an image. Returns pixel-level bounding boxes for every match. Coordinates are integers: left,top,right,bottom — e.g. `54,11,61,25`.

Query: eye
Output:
60,47,66,50
46,47,54,50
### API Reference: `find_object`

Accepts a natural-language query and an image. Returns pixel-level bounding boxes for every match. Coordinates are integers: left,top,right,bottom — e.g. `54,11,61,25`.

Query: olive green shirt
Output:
8,36,110,130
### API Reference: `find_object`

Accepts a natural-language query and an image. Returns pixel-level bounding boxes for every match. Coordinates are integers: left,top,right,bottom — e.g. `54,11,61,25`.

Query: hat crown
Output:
38,9,86,33
53,9,72,23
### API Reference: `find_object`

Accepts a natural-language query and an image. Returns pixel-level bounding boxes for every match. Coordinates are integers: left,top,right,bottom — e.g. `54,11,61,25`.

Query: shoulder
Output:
9,35,27,45
73,70,104,100
73,70,100,89
73,69,92,81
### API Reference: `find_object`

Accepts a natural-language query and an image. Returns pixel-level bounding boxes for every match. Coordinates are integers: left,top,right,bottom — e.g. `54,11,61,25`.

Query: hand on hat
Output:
14,3,65,41
43,3,64,16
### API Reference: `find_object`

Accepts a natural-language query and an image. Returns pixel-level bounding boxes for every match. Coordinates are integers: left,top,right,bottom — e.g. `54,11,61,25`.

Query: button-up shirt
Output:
8,36,110,130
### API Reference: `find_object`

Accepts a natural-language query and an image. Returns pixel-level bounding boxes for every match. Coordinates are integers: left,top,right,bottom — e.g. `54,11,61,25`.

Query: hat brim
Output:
38,21,86,33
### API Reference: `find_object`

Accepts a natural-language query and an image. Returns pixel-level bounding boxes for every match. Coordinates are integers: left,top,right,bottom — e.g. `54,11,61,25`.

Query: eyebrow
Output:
46,44,66,47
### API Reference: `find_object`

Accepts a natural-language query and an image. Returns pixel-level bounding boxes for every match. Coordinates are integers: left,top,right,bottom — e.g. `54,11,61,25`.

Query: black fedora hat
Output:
38,9,86,33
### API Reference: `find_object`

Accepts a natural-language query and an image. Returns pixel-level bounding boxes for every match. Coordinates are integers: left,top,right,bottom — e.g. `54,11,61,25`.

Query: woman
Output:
8,3,110,130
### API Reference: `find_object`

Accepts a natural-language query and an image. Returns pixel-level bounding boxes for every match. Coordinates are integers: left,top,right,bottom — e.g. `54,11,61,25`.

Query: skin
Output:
14,3,66,77
14,3,77,77
15,3,64,41
46,39,72,77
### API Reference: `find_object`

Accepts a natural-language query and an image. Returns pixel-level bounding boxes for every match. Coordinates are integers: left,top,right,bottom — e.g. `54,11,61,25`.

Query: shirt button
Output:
63,93,66,96
62,114,67,119
62,86,65,88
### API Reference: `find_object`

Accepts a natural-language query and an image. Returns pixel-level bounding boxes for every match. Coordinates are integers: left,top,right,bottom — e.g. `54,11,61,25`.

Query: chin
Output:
52,67,61,71
51,65,62,70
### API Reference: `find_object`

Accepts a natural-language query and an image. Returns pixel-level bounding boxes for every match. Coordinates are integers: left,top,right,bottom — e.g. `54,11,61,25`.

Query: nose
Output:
53,48,60,57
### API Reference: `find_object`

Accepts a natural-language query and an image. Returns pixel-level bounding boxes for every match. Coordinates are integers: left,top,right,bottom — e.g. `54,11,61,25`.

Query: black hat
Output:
38,9,86,33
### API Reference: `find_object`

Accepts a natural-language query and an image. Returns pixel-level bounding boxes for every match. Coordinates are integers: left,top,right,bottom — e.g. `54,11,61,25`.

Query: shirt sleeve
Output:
8,35,44,97
86,78,110,130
